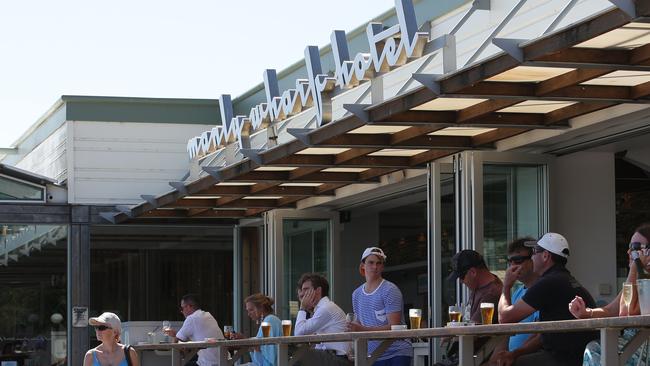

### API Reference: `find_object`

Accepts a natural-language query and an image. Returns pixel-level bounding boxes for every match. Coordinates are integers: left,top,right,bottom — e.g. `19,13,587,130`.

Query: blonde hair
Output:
245,293,274,314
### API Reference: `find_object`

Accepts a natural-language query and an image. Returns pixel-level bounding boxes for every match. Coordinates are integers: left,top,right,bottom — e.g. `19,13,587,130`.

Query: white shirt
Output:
295,296,351,356
176,309,224,366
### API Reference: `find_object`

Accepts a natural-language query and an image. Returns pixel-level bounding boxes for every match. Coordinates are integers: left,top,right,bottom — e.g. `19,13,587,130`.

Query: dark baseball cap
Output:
448,250,486,281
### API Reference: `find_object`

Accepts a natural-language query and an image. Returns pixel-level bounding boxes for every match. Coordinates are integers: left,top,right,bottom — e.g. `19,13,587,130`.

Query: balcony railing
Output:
133,314,650,366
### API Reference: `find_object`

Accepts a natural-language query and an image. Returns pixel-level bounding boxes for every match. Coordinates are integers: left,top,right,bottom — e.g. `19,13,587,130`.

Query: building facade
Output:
2,0,650,365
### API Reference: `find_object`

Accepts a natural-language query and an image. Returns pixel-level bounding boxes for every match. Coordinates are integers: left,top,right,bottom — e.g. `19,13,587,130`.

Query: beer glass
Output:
223,325,234,339
261,321,271,337
448,305,462,322
623,282,634,314
409,308,422,329
480,303,495,325
281,320,292,336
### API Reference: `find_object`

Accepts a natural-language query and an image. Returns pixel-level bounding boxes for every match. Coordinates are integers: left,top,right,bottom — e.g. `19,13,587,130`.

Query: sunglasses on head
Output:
507,255,532,264
93,325,111,331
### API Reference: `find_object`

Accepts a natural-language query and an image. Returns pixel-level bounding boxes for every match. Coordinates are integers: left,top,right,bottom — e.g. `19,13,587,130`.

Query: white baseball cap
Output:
361,247,387,262
525,232,570,258
89,312,121,333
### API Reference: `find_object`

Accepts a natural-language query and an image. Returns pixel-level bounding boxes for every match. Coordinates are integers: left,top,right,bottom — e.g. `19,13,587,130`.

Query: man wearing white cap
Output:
348,247,412,366
497,233,598,366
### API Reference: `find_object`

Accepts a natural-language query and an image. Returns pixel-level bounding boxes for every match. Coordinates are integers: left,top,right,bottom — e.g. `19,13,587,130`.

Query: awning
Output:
103,1,650,224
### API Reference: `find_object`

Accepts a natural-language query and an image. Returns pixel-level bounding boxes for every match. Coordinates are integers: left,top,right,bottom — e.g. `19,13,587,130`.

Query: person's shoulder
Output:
380,279,400,292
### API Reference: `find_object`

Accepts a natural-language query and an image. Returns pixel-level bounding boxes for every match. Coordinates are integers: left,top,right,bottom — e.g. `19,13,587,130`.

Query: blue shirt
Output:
352,279,412,361
250,314,282,366
508,285,539,351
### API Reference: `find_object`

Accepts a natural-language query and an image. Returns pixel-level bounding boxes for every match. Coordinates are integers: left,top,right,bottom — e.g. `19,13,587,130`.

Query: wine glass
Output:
623,282,634,315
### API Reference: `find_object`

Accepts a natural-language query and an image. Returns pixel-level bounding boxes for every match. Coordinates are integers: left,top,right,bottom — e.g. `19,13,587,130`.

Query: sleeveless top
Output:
92,346,129,366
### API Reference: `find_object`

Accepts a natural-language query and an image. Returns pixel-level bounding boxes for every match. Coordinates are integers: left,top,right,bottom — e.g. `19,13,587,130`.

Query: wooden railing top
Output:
132,315,650,351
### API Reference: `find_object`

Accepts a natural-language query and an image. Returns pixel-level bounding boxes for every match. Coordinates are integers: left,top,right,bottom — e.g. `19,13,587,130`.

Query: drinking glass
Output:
261,321,271,337
409,308,422,329
162,320,171,332
448,305,462,322
223,325,234,339
281,320,292,336
623,282,634,315
480,303,495,325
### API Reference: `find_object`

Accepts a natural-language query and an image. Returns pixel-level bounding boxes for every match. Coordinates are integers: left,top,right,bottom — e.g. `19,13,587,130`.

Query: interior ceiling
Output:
105,3,650,224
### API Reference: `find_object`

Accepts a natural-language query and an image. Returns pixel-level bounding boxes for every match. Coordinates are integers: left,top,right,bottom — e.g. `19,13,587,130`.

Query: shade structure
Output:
103,1,650,224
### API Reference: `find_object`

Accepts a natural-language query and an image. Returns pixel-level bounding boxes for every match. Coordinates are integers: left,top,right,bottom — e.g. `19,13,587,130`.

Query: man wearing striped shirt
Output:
348,247,412,366
294,273,351,366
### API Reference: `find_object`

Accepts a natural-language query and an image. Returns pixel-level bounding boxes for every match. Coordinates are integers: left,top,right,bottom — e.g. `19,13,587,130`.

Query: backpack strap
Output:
123,344,132,366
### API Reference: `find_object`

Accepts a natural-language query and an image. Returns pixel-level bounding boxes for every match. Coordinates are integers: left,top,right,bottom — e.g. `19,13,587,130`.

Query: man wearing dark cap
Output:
498,232,598,365
449,249,503,324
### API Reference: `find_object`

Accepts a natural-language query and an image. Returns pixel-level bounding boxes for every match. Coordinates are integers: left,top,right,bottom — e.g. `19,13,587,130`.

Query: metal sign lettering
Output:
188,0,429,159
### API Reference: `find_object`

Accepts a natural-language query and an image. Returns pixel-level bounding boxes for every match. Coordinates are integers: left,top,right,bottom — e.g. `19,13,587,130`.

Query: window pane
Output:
0,176,45,201
89,225,233,342
283,219,331,320
483,164,544,276
0,224,68,366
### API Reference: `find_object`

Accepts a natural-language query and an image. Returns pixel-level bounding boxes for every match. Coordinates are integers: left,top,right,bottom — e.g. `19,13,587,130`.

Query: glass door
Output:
265,209,338,321
283,219,330,320
456,151,552,277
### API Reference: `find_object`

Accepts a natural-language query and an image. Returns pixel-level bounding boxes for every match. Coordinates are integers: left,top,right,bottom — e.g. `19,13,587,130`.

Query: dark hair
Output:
297,273,330,297
549,252,568,266
245,293,274,314
635,223,650,242
181,294,201,309
507,237,534,256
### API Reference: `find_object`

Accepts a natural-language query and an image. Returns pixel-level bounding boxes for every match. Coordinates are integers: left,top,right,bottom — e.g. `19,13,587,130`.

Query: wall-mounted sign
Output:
72,306,88,328
187,0,430,159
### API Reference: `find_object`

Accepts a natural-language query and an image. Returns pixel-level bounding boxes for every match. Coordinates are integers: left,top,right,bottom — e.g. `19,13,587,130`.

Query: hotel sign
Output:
188,0,430,159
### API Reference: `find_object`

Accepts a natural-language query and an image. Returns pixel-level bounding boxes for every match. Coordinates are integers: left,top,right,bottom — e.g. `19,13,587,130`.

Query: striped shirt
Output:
352,280,412,361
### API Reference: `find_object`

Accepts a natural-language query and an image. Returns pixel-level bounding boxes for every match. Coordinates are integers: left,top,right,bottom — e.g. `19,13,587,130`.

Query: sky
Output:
0,0,395,147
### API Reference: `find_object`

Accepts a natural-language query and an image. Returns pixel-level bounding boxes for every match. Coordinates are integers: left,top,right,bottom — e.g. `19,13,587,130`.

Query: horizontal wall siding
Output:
16,123,67,182
72,121,214,204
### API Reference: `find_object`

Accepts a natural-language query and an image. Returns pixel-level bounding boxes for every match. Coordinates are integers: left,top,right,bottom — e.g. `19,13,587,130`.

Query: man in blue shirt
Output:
492,238,540,365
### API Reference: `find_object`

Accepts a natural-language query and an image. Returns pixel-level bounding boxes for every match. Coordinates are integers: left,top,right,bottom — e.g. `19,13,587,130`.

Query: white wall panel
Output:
16,124,67,182
551,151,617,304
71,121,214,204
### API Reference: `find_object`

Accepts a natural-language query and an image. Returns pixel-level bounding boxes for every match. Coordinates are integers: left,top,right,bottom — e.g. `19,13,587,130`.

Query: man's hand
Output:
503,265,522,289
163,328,177,338
346,321,365,332
493,350,516,366
568,296,588,319
300,289,317,311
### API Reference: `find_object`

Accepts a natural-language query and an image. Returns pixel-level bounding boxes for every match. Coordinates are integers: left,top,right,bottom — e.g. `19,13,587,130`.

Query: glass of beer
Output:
448,305,462,322
281,320,292,336
623,282,634,315
480,303,495,325
261,321,271,337
409,308,422,329
223,325,233,339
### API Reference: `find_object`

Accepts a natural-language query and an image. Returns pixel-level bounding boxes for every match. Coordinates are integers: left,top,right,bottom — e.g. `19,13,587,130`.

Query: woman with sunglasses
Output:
568,223,650,366
83,312,140,366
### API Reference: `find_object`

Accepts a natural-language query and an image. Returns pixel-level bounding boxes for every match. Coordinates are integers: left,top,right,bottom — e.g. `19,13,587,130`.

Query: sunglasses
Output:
532,246,546,254
93,325,111,331
507,255,532,264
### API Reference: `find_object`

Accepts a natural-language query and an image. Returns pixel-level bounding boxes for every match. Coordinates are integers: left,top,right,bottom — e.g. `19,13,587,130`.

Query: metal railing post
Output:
600,328,619,366
278,343,290,366
354,339,369,366
171,348,181,366
458,335,474,366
